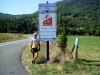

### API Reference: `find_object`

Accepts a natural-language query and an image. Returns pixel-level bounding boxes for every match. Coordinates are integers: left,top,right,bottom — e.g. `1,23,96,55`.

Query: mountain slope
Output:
57,0,100,17
56,0,100,30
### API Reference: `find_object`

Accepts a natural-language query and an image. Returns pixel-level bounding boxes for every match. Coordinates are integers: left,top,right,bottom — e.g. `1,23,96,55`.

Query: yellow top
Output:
31,38,39,48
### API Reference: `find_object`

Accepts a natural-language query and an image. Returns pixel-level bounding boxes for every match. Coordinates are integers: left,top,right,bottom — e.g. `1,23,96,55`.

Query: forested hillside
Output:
56,0,100,36
0,16,37,33
0,0,100,35
0,13,30,18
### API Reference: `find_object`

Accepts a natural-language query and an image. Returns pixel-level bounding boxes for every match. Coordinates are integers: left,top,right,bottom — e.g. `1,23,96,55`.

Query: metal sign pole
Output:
46,41,49,61
46,1,49,62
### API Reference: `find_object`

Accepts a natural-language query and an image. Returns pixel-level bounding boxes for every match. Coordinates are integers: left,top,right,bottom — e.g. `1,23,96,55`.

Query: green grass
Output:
68,36,100,59
0,33,27,42
22,36,100,75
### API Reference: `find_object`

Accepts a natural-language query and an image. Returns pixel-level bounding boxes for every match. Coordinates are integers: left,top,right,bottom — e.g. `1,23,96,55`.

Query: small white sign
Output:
39,13,56,41
75,38,79,45
39,4,56,11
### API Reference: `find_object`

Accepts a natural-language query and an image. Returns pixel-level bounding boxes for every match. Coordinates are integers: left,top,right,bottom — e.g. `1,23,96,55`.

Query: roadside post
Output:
39,1,56,62
73,38,79,61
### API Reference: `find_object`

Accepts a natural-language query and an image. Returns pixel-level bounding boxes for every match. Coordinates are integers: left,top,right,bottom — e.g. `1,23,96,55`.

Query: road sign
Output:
39,4,56,11
39,13,56,41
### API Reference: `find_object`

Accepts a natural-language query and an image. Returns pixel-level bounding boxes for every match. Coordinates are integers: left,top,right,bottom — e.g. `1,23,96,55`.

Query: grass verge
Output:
22,36,100,75
0,33,27,42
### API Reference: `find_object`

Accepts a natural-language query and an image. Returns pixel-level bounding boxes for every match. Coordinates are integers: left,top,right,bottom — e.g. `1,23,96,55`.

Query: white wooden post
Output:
73,38,79,61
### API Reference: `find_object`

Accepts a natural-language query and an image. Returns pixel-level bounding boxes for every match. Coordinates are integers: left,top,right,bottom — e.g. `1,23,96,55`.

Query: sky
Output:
0,0,62,15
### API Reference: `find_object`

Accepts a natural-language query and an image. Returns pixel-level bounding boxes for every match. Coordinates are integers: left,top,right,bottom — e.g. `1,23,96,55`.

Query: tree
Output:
57,25,68,56
95,27,100,36
69,28,77,35
76,27,86,36
90,28,96,36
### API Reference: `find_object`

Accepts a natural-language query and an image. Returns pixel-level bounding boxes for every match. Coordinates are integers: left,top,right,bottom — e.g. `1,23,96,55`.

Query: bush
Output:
57,26,68,53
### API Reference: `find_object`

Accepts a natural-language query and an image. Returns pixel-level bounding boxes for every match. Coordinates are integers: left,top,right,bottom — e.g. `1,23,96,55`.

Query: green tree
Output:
95,27,100,36
90,28,96,36
69,28,77,35
57,25,68,56
76,27,86,36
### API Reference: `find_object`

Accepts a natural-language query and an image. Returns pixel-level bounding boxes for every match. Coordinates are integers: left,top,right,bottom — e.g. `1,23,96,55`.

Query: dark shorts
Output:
31,48,38,53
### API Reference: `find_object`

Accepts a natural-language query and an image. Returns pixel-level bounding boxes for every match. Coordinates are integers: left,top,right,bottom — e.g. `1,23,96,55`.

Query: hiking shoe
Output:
31,60,35,64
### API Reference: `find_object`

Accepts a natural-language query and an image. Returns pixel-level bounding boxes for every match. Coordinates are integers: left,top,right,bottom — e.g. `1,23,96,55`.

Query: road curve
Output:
0,36,32,75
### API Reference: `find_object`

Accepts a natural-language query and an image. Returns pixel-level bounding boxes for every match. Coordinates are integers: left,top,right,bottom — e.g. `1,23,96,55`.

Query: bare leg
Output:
32,52,35,60
31,52,36,64
33,52,38,61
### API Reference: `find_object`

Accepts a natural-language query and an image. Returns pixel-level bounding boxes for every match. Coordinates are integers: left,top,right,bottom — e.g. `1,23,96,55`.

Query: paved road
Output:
0,36,32,75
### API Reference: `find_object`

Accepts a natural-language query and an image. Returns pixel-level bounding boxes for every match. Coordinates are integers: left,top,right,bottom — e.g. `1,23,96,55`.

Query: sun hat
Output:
33,32,37,36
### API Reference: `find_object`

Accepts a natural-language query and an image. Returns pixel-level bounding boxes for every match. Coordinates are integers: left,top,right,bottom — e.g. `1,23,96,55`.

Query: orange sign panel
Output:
43,14,52,26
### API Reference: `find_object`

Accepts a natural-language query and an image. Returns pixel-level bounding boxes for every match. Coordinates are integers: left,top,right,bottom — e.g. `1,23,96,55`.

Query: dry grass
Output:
22,41,63,75
22,36,100,75
0,33,27,42
21,41,46,75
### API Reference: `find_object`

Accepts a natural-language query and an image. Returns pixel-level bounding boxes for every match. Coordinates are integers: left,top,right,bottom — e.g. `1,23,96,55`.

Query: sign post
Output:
46,1,49,62
73,38,79,61
39,1,56,62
